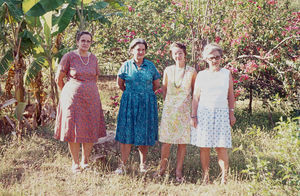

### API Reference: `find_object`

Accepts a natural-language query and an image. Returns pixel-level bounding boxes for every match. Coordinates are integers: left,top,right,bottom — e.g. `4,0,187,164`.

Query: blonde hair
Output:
202,43,223,59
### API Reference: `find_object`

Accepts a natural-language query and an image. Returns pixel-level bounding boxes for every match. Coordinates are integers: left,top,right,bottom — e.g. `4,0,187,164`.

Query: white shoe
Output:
80,162,89,170
139,164,148,173
71,164,81,174
114,165,125,175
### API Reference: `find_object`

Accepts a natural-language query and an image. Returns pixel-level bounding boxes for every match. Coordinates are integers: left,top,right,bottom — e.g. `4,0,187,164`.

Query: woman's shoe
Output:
139,164,149,173
80,162,90,170
71,164,81,174
175,176,185,183
114,164,125,175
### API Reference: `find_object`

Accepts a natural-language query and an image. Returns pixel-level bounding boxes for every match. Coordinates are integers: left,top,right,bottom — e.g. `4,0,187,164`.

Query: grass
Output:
0,79,299,195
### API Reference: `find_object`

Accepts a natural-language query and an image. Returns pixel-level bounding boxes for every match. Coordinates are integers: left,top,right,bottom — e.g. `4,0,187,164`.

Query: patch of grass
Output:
0,79,299,195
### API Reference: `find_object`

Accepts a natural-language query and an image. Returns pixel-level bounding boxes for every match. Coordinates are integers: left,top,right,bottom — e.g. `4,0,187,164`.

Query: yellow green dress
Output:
159,65,195,144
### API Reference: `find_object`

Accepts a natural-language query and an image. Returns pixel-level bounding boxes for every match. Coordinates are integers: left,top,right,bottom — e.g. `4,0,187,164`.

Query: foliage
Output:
233,117,300,194
94,0,299,110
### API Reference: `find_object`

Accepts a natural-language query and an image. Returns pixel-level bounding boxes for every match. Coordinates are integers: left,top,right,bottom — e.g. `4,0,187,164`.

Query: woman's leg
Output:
68,142,80,167
176,144,186,179
200,147,211,184
138,145,149,172
216,147,229,184
120,143,132,165
82,143,94,165
159,143,171,175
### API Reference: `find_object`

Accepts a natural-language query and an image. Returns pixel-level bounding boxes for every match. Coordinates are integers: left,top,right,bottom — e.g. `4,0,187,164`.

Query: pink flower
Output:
215,36,221,43
233,80,238,83
156,59,160,63
267,0,276,5
162,24,165,27
128,5,134,12
130,31,136,36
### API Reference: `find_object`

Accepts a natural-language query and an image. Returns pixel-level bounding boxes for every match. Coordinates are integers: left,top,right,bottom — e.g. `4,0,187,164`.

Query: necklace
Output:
173,65,186,88
76,50,90,65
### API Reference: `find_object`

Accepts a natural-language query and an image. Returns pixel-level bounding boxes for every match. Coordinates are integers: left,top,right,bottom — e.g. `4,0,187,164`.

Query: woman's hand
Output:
190,117,198,128
229,112,236,127
55,71,66,91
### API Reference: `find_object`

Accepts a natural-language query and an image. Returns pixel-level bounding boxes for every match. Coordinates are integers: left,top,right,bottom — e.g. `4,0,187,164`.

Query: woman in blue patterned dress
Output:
115,38,161,174
190,43,236,184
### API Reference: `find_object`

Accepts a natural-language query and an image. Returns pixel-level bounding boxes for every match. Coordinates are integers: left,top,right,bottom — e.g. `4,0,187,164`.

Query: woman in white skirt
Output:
190,43,236,184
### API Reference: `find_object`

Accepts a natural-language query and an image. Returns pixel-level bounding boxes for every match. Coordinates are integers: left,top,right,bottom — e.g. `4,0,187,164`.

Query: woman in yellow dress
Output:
157,42,197,182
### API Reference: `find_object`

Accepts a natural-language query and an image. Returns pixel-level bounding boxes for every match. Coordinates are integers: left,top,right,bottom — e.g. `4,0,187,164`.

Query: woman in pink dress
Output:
54,31,106,173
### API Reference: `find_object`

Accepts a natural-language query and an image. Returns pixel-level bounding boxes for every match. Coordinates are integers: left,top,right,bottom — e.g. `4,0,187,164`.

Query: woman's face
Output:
171,47,185,64
205,50,222,67
131,44,146,61
77,34,92,52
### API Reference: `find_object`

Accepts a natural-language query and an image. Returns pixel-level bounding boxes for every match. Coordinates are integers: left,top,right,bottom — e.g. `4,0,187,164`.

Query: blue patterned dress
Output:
115,58,161,146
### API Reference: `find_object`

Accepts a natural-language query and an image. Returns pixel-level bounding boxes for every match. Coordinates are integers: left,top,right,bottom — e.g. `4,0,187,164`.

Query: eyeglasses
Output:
80,39,92,44
207,55,222,61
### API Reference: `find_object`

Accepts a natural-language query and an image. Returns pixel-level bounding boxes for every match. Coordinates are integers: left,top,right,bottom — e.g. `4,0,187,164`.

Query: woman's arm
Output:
55,71,66,91
117,77,126,91
161,69,168,100
228,72,236,127
191,70,197,96
191,73,201,128
153,79,160,92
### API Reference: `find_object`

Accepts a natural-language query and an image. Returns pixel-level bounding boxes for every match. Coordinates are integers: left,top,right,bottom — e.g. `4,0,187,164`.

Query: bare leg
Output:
176,144,186,179
216,147,229,184
200,147,210,184
138,145,149,165
120,143,132,165
159,143,171,175
68,142,80,165
82,143,93,164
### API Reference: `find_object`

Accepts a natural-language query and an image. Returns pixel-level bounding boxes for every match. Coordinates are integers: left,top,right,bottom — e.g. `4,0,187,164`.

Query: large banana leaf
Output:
0,0,23,21
19,30,39,55
41,12,52,46
25,0,64,17
0,49,13,75
24,56,47,85
22,0,41,27
52,3,76,36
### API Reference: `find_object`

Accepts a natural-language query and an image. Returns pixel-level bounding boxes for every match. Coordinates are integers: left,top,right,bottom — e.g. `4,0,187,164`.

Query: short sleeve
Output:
117,63,126,80
152,64,161,81
59,53,70,73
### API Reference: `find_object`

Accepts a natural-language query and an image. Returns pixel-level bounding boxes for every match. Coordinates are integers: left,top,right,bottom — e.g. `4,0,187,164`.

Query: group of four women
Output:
54,31,236,184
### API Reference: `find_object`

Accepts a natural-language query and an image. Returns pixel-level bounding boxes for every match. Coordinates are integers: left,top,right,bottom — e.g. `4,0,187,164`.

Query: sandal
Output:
176,176,185,183
80,162,90,170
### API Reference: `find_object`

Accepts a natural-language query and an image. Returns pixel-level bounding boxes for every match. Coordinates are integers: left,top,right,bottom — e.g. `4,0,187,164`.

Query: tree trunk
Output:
248,84,253,114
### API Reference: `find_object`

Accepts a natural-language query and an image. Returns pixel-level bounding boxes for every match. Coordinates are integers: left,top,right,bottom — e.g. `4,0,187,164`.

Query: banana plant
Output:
0,0,37,137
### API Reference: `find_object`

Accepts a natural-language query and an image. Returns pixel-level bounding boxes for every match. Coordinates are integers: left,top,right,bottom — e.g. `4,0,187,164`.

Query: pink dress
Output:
54,51,106,143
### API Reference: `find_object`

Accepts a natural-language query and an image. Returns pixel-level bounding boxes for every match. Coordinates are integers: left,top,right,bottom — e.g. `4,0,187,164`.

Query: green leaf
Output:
94,1,109,9
0,49,13,75
40,12,52,46
2,0,24,21
24,56,47,85
22,0,39,13
52,4,76,36
14,101,26,121
25,0,64,17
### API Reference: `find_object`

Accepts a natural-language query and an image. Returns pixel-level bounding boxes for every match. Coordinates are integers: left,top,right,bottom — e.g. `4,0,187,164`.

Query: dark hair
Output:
169,42,187,56
76,31,93,42
129,38,148,53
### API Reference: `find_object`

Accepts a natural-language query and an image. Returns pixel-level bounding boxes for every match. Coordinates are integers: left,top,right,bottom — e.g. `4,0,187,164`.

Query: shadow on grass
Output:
234,108,284,133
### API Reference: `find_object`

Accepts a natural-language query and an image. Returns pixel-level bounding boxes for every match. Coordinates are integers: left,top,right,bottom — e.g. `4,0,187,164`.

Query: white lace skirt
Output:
191,106,232,148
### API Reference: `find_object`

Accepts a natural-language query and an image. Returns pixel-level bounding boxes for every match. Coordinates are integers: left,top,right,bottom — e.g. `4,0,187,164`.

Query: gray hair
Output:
202,43,223,59
128,38,148,53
